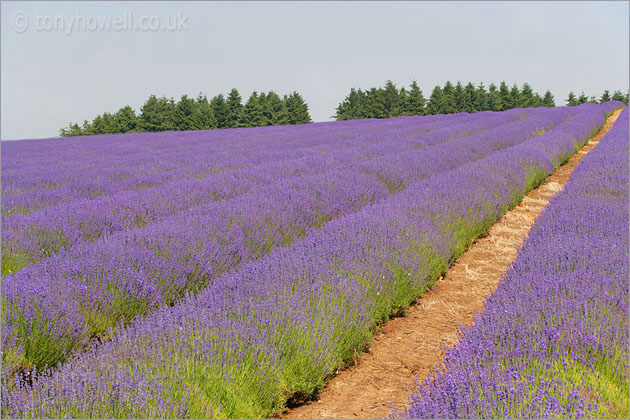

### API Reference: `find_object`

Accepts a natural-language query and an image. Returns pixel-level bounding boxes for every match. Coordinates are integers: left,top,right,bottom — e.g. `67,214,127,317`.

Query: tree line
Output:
335,80,629,120
60,89,311,136
566,89,628,106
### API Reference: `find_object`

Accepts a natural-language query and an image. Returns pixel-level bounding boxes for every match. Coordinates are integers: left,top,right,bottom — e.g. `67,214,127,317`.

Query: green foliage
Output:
60,88,312,137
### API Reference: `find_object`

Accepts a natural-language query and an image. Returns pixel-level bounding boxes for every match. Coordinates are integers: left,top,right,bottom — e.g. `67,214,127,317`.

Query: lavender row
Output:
396,106,628,419
2,113,462,214
0,108,539,275
3,110,513,218
0,106,566,372
1,102,621,419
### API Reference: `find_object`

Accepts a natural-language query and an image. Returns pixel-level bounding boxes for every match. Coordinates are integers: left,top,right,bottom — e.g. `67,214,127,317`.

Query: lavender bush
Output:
395,106,629,419
1,102,621,418
2,109,533,275
3,107,572,373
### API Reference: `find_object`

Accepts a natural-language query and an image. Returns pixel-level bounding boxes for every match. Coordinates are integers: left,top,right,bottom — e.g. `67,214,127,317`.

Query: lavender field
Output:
1,102,625,418
396,106,629,419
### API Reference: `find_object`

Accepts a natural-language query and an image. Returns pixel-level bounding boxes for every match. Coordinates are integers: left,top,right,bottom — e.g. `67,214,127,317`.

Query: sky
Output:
1,1,628,141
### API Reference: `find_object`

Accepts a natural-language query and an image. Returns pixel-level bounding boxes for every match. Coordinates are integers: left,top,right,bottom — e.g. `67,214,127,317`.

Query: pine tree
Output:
577,91,589,105
474,83,488,112
509,84,521,109
519,83,536,108
398,87,408,116
210,94,230,128
487,83,503,111
498,81,511,110
453,81,465,113
139,95,176,132
382,80,401,117
285,91,311,124
426,85,444,115
403,81,426,116
363,88,386,118
114,106,138,133
566,92,578,106
240,91,265,127
262,91,285,125
441,81,457,114
462,82,477,112
226,88,243,128
542,90,555,107
335,88,366,120
611,90,625,102
599,90,612,103
192,94,216,129
174,95,196,131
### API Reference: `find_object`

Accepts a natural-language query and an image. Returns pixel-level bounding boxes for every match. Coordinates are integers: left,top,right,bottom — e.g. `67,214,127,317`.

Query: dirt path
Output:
279,108,623,419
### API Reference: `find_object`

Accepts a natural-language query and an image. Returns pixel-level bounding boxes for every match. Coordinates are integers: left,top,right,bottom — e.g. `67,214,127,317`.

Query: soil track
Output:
279,108,623,419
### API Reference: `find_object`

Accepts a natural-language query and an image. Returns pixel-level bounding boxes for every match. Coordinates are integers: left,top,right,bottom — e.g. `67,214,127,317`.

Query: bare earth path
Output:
279,108,623,419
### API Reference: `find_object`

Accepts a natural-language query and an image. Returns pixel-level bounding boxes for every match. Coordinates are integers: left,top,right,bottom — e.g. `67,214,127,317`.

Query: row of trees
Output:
335,81,555,120
335,81,629,120
60,89,311,136
566,89,628,106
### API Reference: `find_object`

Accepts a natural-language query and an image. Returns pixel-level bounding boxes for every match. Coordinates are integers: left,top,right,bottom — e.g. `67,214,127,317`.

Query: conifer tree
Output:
462,82,477,112
226,88,243,128
403,80,426,116
577,91,589,105
382,80,402,117
174,95,196,131
497,82,511,110
363,88,386,118
509,84,521,109
474,83,488,112
210,94,230,128
599,90,611,103
566,92,579,106
542,90,555,107
519,83,536,108
441,81,458,114
426,85,444,115
114,106,138,133
192,94,216,129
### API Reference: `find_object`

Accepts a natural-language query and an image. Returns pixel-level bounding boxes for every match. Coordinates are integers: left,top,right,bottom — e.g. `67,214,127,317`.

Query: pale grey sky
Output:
1,1,628,140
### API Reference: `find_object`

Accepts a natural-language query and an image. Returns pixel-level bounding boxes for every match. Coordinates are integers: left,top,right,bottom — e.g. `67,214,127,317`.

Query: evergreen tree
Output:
498,81,512,110
426,85,444,115
363,88,386,118
487,83,502,111
453,81,465,112
139,95,176,132
174,95,196,130
240,91,265,127
599,90,611,103
226,88,243,128
285,91,311,124
441,81,457,113
210,94,230,128
611,90,625,102
398,87,408,116
566,91,579,106
462,82,477,112
577,91,589,105
403,80,426,116
474,83,488,112
192,94,216,129
114,105,138,133
335,88,366,120
262,91,285,125
509,84,521,109
519,83,536,108
382,80,402,117
542,90,555,107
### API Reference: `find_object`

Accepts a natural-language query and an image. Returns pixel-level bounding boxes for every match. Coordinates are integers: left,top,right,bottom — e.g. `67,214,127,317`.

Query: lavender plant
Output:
395,106,629,419
1,102,621,418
